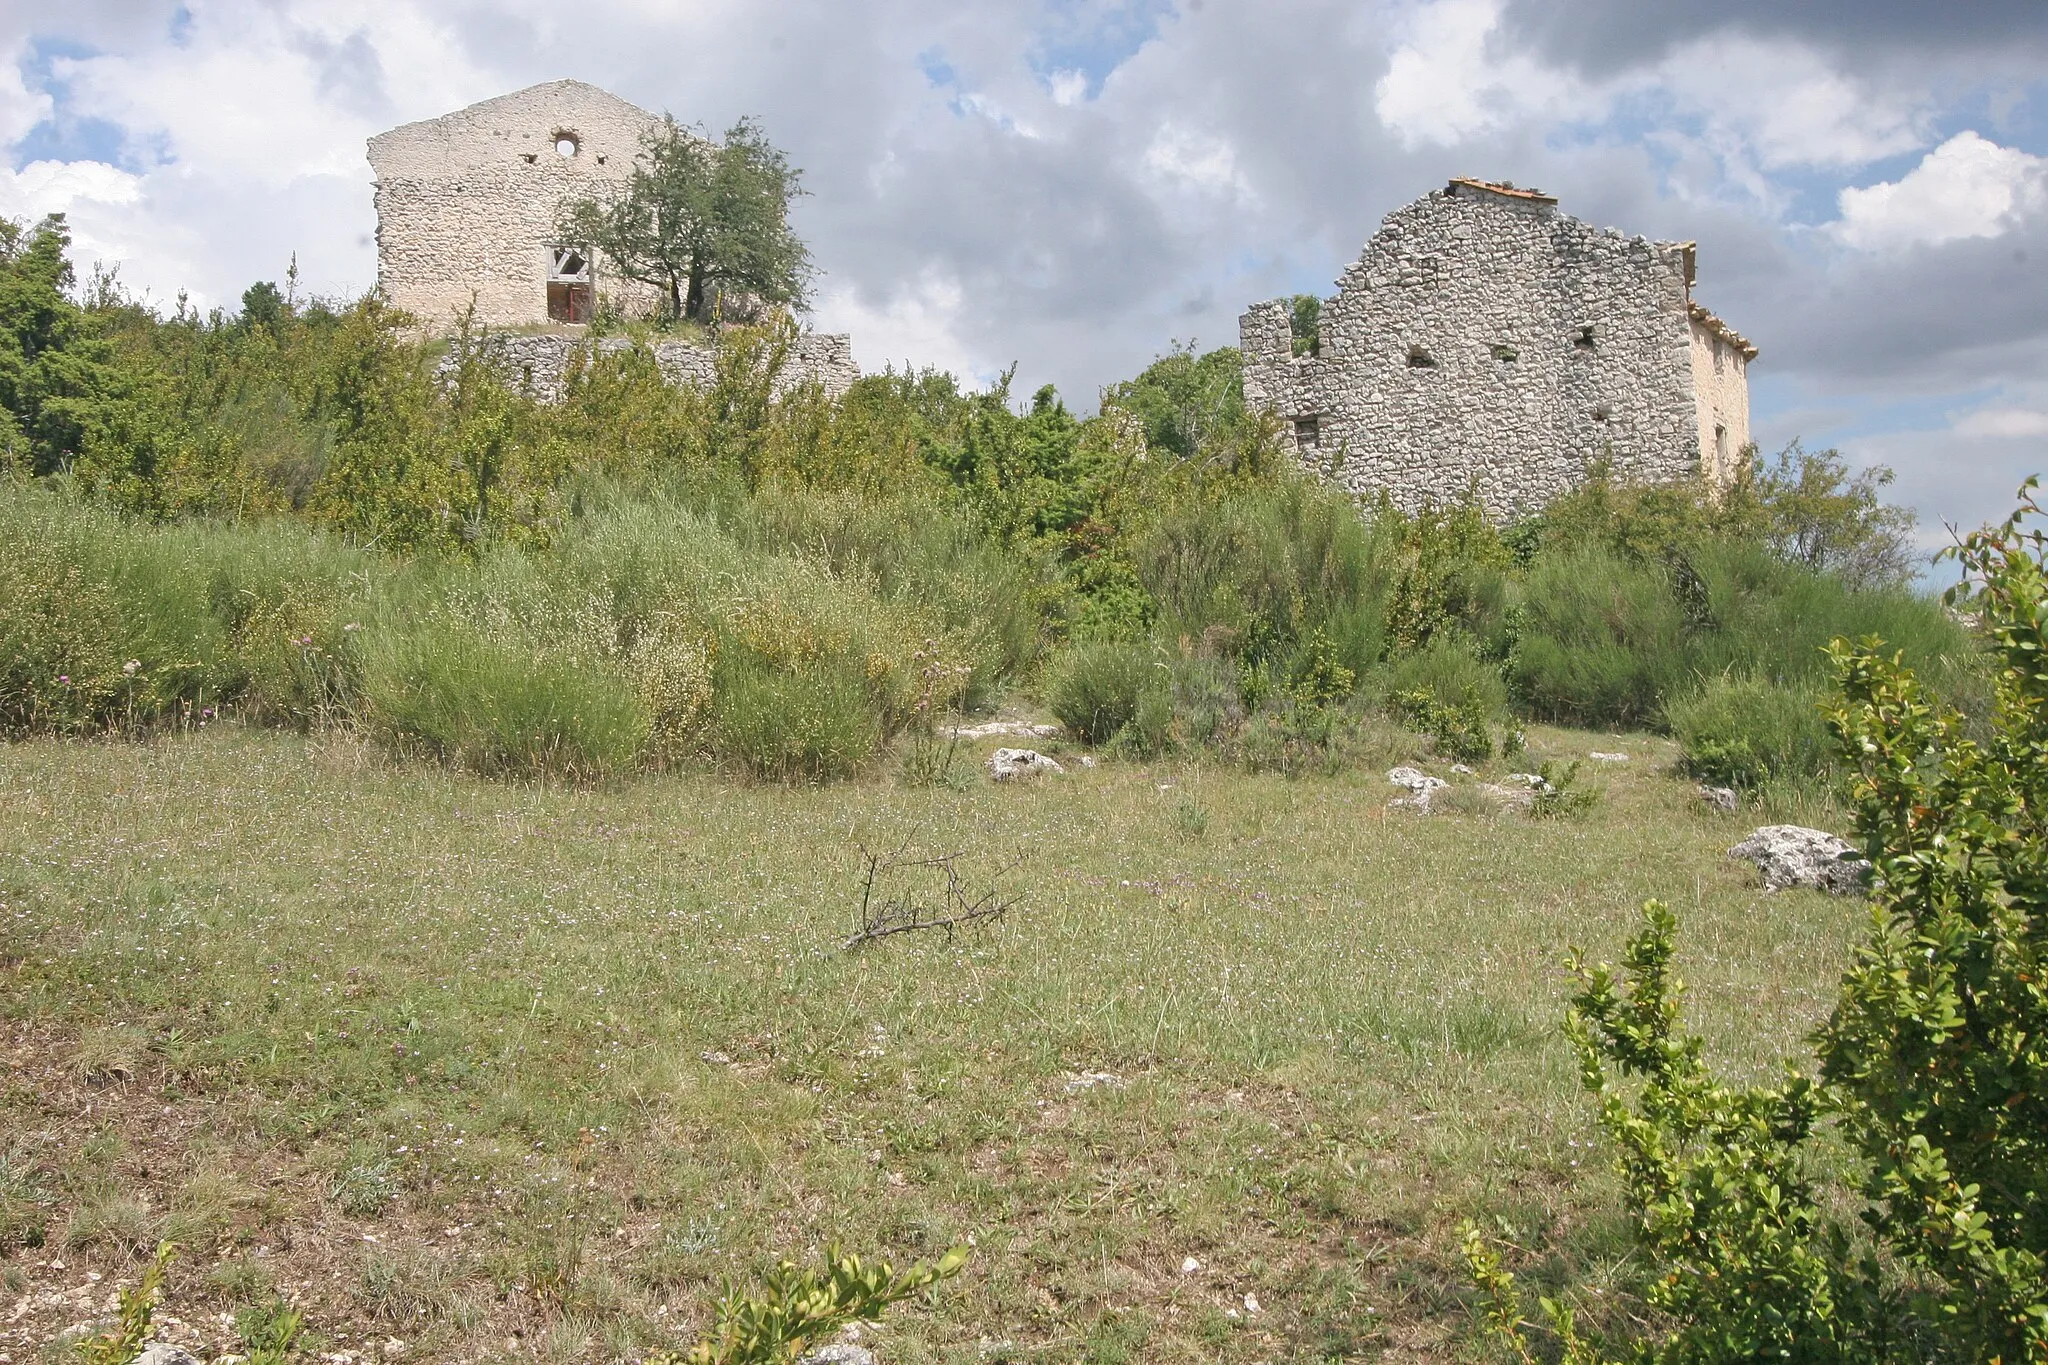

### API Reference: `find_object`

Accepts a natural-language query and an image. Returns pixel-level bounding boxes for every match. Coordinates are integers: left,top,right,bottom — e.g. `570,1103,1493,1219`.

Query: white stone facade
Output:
1240,179,1755,518
369,80,665,329
370,80,858,400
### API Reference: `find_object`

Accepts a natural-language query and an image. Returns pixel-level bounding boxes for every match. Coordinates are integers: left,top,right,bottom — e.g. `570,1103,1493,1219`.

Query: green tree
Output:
556,116,813,323
0,214,120,474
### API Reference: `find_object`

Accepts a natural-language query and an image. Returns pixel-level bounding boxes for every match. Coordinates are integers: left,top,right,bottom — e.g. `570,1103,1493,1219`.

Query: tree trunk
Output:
683,257,706,321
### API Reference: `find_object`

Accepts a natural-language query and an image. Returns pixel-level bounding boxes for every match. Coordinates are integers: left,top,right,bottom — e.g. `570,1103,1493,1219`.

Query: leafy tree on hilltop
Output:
556,116,814,324
0,213,120,475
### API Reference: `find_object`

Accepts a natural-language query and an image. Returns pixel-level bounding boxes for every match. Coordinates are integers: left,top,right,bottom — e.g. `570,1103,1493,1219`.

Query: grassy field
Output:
0,724,1859,1364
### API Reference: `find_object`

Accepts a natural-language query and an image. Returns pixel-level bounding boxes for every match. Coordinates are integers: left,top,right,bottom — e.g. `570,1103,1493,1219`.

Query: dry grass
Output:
0,724,1856,1362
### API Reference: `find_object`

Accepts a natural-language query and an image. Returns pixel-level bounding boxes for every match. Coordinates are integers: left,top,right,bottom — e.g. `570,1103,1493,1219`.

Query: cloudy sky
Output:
5,1,2046,550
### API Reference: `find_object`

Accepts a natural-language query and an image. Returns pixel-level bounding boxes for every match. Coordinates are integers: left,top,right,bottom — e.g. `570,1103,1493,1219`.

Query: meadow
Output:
0,720,1859,1363
0,215,1990,1362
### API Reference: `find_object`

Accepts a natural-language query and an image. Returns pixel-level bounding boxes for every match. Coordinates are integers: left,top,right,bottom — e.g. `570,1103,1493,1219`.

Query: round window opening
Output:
554,134,579,158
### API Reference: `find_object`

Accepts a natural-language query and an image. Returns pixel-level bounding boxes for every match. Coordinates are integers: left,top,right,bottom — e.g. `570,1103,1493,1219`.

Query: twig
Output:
842,844,1023,951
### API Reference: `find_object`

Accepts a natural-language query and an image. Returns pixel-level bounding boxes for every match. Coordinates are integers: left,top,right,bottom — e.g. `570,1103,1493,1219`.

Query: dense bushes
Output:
0,218,1984,785
1469,495,2048,1363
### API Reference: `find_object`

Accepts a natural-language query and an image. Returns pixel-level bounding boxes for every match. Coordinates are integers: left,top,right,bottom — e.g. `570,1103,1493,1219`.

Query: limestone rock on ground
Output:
134,1346,204,1365
1479,782,1535,811
945,719,1061,741
1699,784,1739,813
1730,825,1870,895
988,748,1064,781
1588,751,1630,763
801,1346,877,1365
1387,766,1447,811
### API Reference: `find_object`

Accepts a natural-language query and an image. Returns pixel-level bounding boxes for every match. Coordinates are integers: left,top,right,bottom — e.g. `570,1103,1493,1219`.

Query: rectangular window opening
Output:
1293,416,1320,449
547,244,594,324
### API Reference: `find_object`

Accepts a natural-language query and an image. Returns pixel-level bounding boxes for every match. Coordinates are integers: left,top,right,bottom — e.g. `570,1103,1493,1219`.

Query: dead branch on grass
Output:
843,843,1023,951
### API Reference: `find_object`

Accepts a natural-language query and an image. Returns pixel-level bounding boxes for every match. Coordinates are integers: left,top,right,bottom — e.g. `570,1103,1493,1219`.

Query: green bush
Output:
1510,546,1686,727
1666,674,1831,789
705,651,881,783
1043,640,1161,744
361,615,646,781
1468,492,2048,1364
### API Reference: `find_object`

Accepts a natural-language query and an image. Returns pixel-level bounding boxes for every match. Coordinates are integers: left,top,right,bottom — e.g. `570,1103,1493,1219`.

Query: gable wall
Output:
1242,185,1719,519
368,81,663,329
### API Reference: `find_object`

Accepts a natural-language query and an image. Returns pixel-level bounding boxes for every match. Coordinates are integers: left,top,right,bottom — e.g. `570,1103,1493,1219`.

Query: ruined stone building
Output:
367,80,855,397
1240,179,1754,518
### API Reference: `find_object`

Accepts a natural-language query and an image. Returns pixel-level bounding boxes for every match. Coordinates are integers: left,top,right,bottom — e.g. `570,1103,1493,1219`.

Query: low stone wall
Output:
450,330,860,403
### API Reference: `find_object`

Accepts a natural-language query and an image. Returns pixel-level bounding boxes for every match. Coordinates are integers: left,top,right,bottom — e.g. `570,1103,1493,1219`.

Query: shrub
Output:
1510,546,1685,727
1392,687,1493,766
361,615,647,781
1666,674,1831,789
1043,640,1160,744
1469,489,2048,1364
705,651,881,783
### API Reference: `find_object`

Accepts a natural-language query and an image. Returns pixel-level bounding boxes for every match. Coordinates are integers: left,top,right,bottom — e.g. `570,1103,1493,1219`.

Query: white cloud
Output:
811,269,986,385
1374,0,1576,147
1833,131,2048,252
1142,124,1251,200
1657,35,1928,172
1045,69,1087,107
1953,405,2048,438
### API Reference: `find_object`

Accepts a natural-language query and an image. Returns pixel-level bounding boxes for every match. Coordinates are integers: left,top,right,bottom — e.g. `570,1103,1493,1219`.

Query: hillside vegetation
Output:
0,214,1977,802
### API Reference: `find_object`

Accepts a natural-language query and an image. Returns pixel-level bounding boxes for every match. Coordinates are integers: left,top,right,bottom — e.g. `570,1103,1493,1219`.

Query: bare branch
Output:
842,845,1023,951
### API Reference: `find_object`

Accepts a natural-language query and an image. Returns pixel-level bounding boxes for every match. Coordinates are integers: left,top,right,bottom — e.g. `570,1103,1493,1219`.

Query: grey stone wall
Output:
368,81,666,330
1240,179,1753,519
450,330,860,403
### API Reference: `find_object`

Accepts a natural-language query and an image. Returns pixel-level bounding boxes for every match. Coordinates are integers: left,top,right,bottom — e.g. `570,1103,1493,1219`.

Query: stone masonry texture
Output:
1240,179,1755,519
370,79,857,401
453,330,861,404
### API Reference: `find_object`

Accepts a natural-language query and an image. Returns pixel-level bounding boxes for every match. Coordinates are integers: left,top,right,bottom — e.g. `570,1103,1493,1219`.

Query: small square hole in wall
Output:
1293,416,1320,448
1593,402,1613,422
1407,344,1436,368
1491,342,1518,362
1573,324,1595,350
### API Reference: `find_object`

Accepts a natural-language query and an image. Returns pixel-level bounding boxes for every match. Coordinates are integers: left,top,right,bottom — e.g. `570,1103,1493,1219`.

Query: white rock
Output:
946,720,1061,741
1181,1256,1203,1274
1479,782,1535,811
1588,751,1629,763
1387,766,1447,793
1388,766,1448,812
1503,772,1553,792
1729,825,1870,895
1078,754,1096,769
135,1347,204,1365
800,1346,875,1365
988,748,1065,781
1450,763,1474,774
1065,1070,1126,1091
1698,784,1739,813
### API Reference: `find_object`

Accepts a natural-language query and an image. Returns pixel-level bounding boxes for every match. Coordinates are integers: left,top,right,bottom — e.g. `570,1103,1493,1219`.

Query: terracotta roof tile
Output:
1689,302,1758,360
1447,177,1558,205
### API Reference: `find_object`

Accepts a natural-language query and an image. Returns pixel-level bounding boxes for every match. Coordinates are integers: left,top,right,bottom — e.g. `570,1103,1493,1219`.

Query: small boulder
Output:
1502,772,1554,793
135,1347,205,1365
801,1347,877,1365
989,748,1064,781
1730,825,1870,895
1698,784,1739,813
1588,751,1629,763
1479,782,1535,812
1387,766,1447,812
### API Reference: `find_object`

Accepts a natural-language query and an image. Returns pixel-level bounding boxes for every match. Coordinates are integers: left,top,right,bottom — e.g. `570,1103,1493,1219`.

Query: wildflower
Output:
56,675,68,684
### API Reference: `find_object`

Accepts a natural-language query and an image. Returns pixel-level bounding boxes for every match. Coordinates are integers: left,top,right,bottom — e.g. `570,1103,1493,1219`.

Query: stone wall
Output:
368,81,666,330
1687,305,1755,487
1240,179,1753,519
451,330,861,403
